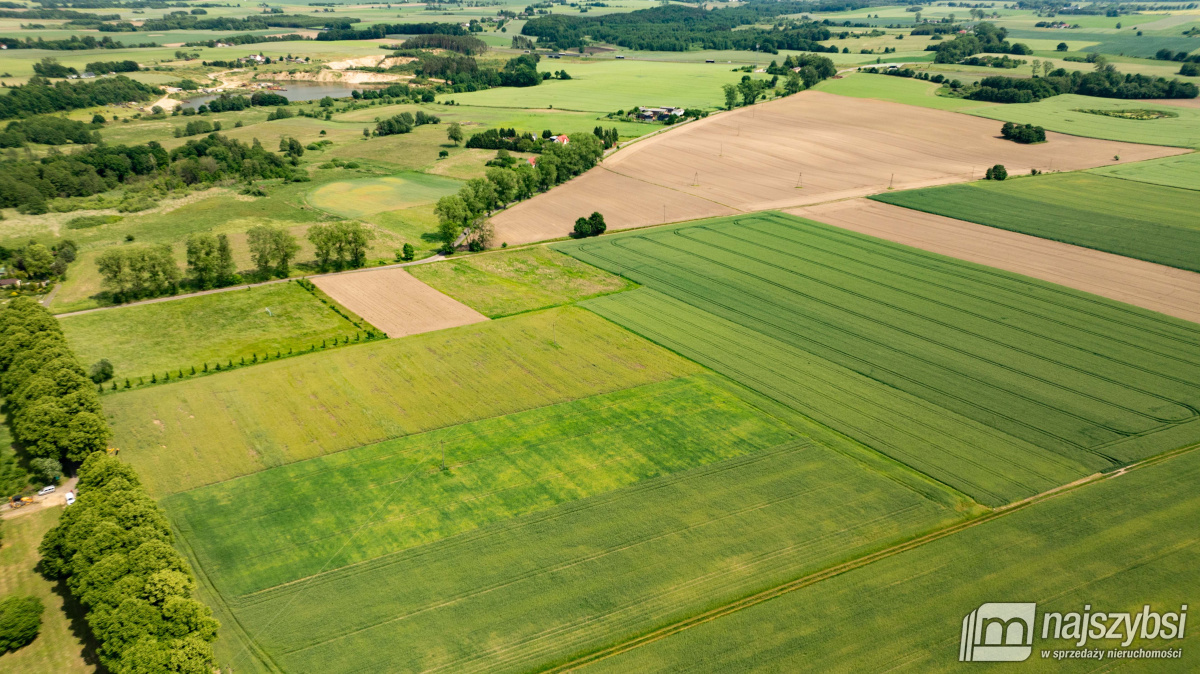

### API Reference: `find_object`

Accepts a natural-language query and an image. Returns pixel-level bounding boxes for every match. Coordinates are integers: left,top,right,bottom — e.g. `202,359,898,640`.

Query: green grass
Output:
872,172,1200,272
166,374,802,596
967,94,1200,148
105,307,700,497
588,444,1200,672
434,59,772,112
0,508,93,672
813,72,994,111
1088,151,1200,191
305,171,463,219
203,427,968,673
558,212,1200,506
408,246,635,317
59,280,367,382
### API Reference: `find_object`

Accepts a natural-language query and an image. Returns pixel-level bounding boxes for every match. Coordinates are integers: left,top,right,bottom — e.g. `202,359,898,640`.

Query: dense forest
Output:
318,21,466,41
0,76,159,120
928,23,1032,62
969,69,1198,101
99,11,353,31
400,33,489,56
521,2,842,52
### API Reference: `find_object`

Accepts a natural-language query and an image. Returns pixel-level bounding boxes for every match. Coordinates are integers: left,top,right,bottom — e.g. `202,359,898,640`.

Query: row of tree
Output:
400,33,488,55
435,133,605,250
0,298,110,464
38,452,220,673
0,35,155,50
966,68,1198,102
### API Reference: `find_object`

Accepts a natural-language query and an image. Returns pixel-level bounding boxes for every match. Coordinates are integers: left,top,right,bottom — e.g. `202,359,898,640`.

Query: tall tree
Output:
447,122,464,146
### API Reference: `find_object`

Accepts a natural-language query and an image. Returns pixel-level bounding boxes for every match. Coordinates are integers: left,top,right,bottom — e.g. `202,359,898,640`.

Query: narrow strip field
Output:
104,307,699,496
310,266,487,338
789,199,1200,324
560,212,1200,506
409,246,634,318
872,173,1200,273
585,444,1200,672
59,281,367,383
491,91,1179,244
1088,151,1200,191
215,435,967,674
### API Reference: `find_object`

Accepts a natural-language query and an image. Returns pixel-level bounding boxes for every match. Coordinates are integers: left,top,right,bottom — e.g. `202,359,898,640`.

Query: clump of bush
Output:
573,211,607,239
65,214,122,230
1000,121,1045,144
0,596,43,654
984,164,1008,180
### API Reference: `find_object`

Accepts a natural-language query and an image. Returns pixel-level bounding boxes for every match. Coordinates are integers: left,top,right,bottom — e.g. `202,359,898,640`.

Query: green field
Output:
60,280,367,382
872,173,1200,272
105,307,699,496
558,212,1200,506
588,444,1200,672
197,427,967,673
305,171,463,218
967,94,1200,148
409,246,634,317
434,59,771,112
1089,151,1200,191
813,72,993,111
167,374,803,596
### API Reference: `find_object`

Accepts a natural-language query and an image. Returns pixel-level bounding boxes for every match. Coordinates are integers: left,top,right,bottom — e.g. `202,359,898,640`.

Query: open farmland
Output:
188,431,968,674
789,199,1200,324
872,173,1200,273
409,246,634,317
491,91,1179,245
560,212,1200,506
310,266,488,338
1089,150,1200,190
585,444,1200,672
813,72,994,111
167,374,803,596
967,94,1200,148
59,281,368,382
104,307,700,496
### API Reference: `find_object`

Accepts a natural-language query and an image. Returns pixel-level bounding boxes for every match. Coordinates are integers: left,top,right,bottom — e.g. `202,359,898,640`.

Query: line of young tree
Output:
435,133,604,251
0,298,110,465
38,452,220,673
0,74,159,120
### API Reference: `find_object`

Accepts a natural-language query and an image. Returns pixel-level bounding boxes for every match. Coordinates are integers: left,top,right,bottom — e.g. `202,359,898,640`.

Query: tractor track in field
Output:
543,441,1200,673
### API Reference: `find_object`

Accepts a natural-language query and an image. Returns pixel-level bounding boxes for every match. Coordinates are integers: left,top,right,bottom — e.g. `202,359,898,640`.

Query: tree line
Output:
318,21,466,41
0,34,155,50
435,133,605,250
928,23,1032,63
967,68,1197,102
0,75,158,120
400,33,488,55
0,114,100,147
39,452,220,673
0,298,110,465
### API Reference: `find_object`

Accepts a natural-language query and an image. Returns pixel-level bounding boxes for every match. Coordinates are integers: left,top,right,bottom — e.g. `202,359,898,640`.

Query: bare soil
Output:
788,198,1200,324
311,267,488,338
491,91,1182,245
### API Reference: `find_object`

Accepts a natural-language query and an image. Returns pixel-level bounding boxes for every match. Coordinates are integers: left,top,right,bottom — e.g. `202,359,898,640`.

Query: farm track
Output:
544,441,1200,673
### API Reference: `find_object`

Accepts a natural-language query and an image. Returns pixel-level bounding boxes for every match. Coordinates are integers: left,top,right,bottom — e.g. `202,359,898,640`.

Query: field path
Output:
491,90,1182,245
789,199,1200,324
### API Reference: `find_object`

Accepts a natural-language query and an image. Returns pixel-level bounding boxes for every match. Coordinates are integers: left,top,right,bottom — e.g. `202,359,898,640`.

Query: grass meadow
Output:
205,434,967,673
104,307,700,496
873,173,1200,272
1089,151,1200,191
60,280,366,382
166,374,799,595
589,444,1200,672
560,212,1200,506
813,72,994,112
305,171,463,219
0,508,93,672
409,246,634,317
966,94,1200,148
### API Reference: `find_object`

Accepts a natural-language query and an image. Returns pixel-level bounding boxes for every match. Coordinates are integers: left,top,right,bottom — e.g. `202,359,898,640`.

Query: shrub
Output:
572,211,607,238
1000,121,1046,144
0,596,43,654
89,358,114,383
984,164,1008,180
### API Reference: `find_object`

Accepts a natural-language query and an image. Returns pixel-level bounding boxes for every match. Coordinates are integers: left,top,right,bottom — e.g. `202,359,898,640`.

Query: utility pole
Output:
795,172,802,189
889,173,894,189
440,441,445,471
693,171,699,186
662,204,666,221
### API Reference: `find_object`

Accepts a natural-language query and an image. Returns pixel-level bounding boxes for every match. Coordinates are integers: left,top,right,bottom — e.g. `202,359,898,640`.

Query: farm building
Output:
638,106,685,121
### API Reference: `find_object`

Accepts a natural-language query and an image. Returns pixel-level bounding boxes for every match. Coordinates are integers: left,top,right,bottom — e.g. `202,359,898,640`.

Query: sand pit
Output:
312,267,487,338
789,199,1200,324
492,90,1182,245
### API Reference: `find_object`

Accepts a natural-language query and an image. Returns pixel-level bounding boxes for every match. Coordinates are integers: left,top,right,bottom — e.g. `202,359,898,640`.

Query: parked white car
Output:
37,485,55,496
64,492,75,506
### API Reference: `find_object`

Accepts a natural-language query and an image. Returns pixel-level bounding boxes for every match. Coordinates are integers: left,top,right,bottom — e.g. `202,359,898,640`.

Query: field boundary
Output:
543,441,1200,673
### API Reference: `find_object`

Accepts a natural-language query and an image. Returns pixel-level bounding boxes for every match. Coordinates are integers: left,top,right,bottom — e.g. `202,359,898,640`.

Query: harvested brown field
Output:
311,266,487,338
491,91,1181,245
789,198,1200,324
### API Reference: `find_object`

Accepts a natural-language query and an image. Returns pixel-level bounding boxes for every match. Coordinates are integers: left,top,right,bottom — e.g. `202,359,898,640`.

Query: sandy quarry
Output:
491,90,1183,245
311,267,487,338
788,199,1200,324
